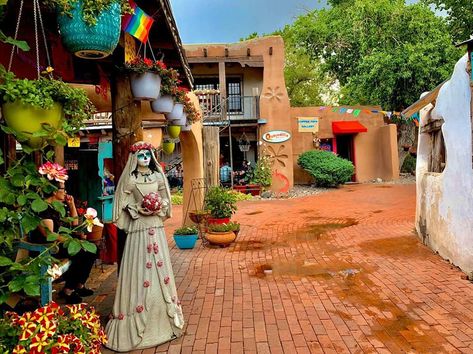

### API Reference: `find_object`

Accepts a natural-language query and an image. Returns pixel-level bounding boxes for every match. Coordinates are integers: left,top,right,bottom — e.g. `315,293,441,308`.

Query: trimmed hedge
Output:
298,150,354,187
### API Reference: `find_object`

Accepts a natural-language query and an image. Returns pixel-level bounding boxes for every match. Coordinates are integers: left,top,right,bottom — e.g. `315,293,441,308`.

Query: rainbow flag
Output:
122,0,154,43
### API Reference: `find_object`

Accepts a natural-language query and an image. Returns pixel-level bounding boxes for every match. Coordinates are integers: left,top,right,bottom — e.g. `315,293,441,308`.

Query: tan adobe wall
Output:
290,106,399,184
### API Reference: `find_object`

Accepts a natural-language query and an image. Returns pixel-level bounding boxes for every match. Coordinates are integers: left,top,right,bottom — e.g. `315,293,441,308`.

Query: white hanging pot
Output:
165,103,184,120
170,112,187,126
181,122,192,132
150,94,174,113
130,72,161,101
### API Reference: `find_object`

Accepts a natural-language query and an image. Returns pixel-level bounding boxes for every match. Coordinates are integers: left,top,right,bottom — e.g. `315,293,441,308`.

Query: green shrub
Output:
227,221,240,232
401,154,416,174
298,150,354,187
174,226,198,235
207,223,234,232
229,190,252,201
204,186,237,219
171,193,183,205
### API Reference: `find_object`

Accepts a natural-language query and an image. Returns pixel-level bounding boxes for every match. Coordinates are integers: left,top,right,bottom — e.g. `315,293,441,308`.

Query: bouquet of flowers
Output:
142,192,162,212
0,302,107,353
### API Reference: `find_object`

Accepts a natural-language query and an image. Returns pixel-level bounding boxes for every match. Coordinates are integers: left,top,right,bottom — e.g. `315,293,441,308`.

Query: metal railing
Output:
197,94,260,124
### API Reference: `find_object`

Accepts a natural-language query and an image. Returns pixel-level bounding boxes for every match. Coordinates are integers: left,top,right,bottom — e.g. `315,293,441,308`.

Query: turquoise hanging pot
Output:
57,0,121,59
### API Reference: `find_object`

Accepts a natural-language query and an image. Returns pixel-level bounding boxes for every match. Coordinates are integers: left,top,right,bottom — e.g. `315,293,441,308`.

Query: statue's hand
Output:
138,207,154,216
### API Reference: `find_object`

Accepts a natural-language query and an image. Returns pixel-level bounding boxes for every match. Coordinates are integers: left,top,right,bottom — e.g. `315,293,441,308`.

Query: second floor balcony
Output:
196,93,260,123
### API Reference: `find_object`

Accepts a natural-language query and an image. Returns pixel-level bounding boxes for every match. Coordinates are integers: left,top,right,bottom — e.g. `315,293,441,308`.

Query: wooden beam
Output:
420,119,444,134
203,127,220,187
401,80,447,118
187,56,264,65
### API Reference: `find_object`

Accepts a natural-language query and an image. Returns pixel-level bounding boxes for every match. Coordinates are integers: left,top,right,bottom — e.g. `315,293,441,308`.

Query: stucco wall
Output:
416,54,473,273
290,106,399,183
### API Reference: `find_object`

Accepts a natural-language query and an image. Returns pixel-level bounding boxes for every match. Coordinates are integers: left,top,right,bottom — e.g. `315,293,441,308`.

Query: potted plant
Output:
0,302,107,353
124,56,167,101
44,0,132,59
204,186,237,224
249,155,273,195
166,87,188,122
151,67,179,113
162,138,176,155
173,226,199,249
227,221,241,237
204,223,236,247
0,66,95,148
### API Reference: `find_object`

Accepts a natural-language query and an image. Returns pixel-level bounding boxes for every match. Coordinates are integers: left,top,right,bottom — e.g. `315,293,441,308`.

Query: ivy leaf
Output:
67,239,82,256
8,278,25,292
17,195,27,206
46,233,58,242
58,226,72,235
54,133,68,146
51,201,66,217
31,199,48,213
21,214,40,233
81,241,97,254
46,150,55,161
0,292,9,305
0,256,13,267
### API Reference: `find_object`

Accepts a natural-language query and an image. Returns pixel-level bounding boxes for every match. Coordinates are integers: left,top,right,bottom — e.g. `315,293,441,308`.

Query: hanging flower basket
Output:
181,123,192,132
151,94,174,113
2,101,63,148
162,141,175,154
165,103,184,121
57,0,121,59
170,112,187,126
168,125,181,139
130,72,162,101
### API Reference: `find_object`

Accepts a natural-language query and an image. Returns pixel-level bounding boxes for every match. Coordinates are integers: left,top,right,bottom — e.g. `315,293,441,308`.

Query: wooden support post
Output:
54,145,64,166
469,47,473,167
111,74,142,182
203,126,220,187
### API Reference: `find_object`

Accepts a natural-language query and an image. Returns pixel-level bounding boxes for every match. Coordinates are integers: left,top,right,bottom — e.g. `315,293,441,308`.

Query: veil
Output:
113,142,172,230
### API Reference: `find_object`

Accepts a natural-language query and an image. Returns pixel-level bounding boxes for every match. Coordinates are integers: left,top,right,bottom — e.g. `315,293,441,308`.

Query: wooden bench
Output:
16,239,71,306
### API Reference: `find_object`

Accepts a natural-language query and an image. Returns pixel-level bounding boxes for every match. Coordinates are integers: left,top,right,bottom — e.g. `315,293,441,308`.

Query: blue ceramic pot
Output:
173,234,198,249
57,0,121,59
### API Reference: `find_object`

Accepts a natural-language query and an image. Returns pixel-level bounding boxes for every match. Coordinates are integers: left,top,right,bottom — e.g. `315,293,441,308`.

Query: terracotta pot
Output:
233,185,247,193
87,225,104,242
247,184,261,196
151,94,174,113
2,101,63,148
130,72,161,101
207,217,230,225
205,231,236,247
168,125,181,138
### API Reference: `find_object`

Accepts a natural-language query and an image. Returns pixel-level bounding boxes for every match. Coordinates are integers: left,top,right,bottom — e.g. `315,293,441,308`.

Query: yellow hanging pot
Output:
162,141,175,155
168,125,181,139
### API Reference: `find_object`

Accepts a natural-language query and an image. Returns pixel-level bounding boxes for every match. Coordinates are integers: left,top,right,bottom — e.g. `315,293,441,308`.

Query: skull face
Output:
137,149,152,167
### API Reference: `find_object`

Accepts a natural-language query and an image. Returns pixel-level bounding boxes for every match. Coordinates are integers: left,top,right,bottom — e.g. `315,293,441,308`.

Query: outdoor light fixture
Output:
238,132,251,152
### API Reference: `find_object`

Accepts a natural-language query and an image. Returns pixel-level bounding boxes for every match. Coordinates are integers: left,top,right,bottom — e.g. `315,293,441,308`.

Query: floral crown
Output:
130,142,154,153
38,162,68,182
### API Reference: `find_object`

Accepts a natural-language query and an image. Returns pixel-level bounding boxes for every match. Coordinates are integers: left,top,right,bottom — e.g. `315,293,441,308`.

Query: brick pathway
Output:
89,183,473,353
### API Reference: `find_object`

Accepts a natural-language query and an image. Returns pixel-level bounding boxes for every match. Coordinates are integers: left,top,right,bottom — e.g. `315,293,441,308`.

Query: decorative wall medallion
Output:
267,144,288,167
262,86,284,102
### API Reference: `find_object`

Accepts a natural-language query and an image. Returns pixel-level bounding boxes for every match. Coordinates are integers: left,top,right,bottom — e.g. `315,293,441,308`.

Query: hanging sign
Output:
262,130,291,143
67,137,80,148
297,117,319,133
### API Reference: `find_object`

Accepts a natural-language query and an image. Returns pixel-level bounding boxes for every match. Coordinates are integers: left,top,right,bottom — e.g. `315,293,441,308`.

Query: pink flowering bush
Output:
0,302,107,353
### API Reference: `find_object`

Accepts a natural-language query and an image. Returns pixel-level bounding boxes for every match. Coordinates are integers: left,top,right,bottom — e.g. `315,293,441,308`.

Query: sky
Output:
170,0,329,44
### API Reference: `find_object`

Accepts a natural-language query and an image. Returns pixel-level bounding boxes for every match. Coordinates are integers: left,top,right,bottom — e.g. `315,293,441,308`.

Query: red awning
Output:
332,121,368,134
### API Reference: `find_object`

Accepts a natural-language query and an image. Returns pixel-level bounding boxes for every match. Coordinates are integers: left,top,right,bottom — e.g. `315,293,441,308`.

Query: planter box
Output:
247,184,262,196
173,234,198,249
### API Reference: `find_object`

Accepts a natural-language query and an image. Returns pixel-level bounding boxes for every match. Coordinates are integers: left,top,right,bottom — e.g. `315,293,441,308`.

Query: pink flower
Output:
38,162,68,182
148,228,155,235
157,260,163,267
153,243,159,254
146,261,152,269
143,280,150,288
136,305,144,313
147,244,153,253
164,276,170,284
118,313,124,320
84,208,103,232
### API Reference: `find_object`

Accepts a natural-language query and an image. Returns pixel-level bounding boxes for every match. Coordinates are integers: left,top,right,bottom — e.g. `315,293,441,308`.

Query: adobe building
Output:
184,36,399,191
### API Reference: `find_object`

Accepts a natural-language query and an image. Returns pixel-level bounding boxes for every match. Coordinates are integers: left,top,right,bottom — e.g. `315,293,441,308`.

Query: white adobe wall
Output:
416,54,473,273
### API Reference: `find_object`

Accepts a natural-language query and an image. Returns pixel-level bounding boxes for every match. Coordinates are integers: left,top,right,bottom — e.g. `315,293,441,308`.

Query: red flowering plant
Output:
160,67,181,96
123,56,167,76
0,302,107,353
171,86,201,124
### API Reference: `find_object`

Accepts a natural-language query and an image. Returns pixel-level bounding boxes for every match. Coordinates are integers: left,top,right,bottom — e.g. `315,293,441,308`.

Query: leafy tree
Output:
423,0,473,42
284,0,460,111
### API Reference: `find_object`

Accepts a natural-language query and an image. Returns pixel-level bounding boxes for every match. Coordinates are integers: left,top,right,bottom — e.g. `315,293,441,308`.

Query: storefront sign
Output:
262,130,291,143
67,137,80,148
298,117,319,133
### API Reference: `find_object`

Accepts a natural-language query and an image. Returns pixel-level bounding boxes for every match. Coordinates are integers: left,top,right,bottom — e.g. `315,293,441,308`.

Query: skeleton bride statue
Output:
105,141,184,352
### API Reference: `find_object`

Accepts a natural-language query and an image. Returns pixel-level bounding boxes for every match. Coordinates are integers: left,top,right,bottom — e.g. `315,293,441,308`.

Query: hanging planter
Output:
162,141,176,155
170,112,187,126
151,94,174,113
56,0,122,59
130,72,161,101
168,125,181,139
165,103,184,121
2,101,63,148
181,123,192,132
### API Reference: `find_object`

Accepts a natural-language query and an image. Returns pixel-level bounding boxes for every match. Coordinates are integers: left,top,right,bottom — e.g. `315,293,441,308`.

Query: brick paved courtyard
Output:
89,183,473,353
